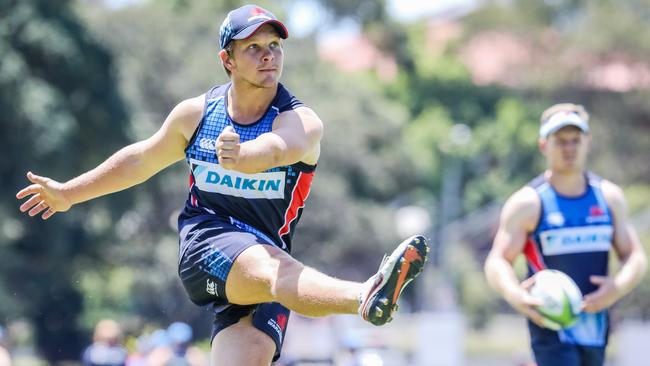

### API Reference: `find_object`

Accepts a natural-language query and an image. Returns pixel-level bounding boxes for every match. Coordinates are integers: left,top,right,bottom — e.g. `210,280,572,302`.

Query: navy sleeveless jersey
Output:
178,82,316,252
523,173,613,346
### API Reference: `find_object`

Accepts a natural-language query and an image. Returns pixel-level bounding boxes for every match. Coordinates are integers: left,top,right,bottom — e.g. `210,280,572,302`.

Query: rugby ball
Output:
529,269,582,329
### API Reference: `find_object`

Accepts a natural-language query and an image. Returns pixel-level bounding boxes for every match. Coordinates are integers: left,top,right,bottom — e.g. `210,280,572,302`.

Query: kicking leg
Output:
225,235,429,323
225,244,361,316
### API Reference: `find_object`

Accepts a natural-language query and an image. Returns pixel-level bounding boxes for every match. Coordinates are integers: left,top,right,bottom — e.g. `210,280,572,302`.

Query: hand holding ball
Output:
529,269,583,330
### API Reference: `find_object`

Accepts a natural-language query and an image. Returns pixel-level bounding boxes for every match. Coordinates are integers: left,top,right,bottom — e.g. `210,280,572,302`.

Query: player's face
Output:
228,25,284,88
540,126,591,173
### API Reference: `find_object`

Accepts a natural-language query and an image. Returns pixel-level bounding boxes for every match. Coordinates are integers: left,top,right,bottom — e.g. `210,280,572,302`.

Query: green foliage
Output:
448,245,499,328
569,0,650,59
78,267,136,327
285,64,415,273
403,105,452,187
311,0,388,25
624,185,650,215
74,1,235,335
0,0,132,361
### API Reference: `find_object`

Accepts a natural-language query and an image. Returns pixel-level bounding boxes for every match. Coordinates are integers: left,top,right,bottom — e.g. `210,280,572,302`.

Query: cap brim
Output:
232,20,289,41
540,113,589,137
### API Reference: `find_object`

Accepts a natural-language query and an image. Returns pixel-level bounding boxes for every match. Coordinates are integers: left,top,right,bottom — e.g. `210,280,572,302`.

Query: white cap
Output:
539,111,590,138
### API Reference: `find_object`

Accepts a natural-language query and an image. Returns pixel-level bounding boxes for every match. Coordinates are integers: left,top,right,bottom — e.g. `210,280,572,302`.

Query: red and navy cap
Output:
219,4,289,49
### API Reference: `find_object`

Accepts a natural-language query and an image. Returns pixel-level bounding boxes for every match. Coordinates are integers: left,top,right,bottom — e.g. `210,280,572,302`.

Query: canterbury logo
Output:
199,138,216,151
206,279,217,296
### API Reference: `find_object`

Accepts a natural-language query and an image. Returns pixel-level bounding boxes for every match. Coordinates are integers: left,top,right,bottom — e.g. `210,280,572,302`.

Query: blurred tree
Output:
311,0,388,26
74,0,235,338
0,0,131,361
286,59,417,276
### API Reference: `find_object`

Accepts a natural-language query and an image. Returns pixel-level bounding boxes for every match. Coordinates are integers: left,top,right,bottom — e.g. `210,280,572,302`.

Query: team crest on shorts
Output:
206,279,217,296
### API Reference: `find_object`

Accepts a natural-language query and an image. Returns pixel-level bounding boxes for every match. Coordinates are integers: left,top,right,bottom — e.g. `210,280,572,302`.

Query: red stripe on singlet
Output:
278,172,314,238
523,237,546,272
189,174,197,206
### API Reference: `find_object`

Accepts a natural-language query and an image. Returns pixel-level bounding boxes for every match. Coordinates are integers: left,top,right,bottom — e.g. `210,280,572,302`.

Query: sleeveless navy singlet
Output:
178,82,316,252
524,173,613,346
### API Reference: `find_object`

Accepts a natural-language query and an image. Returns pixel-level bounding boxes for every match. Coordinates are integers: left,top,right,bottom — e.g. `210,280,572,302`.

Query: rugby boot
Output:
359,235,429,326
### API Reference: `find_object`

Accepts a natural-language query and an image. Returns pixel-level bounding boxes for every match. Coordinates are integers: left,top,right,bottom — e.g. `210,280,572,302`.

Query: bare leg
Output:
225,244,362,316
211,314,275,366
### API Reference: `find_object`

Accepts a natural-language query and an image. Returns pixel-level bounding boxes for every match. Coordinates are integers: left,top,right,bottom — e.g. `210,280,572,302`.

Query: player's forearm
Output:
233,139,281,173
61,143,158,205
614,247,647,297
485,255,525,304
235,134,306,174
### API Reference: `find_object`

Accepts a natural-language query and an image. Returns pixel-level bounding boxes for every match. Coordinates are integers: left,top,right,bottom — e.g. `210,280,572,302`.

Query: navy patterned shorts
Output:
177,215,290,360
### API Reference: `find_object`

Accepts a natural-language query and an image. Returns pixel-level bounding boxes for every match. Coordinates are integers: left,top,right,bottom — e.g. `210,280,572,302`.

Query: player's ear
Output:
219,49,234,70
538,137,547,154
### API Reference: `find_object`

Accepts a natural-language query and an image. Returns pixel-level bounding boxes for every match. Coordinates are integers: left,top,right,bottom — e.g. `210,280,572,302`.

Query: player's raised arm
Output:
216,106,323,174
16,96,203,219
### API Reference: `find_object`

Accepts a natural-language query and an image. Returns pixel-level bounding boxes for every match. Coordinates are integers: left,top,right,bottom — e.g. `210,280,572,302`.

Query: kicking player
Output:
16,4,429,366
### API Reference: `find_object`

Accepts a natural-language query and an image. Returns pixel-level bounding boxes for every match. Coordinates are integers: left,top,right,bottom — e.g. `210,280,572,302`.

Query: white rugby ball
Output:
529,269,582,329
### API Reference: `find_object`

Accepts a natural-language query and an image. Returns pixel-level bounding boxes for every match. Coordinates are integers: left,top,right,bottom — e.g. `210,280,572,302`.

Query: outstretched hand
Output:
582,275,621,313
16,172,71,220
216,125,241,170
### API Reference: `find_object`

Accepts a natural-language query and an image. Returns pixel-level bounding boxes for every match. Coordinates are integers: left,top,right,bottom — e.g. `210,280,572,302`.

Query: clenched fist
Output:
216,125,240,170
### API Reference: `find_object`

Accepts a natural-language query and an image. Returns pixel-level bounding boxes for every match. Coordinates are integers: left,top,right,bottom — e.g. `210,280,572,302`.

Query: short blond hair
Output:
540,103,590,125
